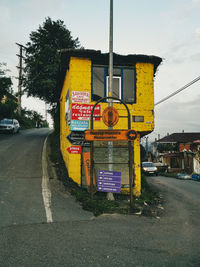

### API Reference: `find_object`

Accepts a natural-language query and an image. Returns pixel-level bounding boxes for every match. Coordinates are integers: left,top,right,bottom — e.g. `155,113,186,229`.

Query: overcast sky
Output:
0,0,200,137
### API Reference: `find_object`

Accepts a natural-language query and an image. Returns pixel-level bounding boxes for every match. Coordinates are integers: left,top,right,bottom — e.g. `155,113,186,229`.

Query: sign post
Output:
97,170,121,193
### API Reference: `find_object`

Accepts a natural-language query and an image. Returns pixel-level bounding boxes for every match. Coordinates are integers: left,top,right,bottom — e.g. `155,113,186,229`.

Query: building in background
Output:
156,132,200,174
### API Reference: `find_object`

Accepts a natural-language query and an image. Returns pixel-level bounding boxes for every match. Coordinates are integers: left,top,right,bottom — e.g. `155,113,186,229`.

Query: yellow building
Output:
59,49,162,196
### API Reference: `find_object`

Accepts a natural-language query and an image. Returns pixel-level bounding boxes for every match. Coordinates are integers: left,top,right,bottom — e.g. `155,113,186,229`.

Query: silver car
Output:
142,162,158,176
0,118,20,134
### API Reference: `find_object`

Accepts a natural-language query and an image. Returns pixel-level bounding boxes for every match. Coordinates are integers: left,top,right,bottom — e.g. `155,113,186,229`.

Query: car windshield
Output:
142,162,155,167
0,119,13,125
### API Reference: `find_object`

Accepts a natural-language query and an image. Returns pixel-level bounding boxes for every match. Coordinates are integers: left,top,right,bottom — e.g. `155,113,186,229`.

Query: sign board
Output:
102,107,119,127
66,131,90,146
85,129,137,141
70,120,89,131
97,170,121,193
67,146,81,154
71,104,101,121
82,152,95,187
72,91,89,103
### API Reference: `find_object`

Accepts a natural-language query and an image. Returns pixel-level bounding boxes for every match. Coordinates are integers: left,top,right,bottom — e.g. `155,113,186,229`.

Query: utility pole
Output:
107,0,115,201
16,43,25,115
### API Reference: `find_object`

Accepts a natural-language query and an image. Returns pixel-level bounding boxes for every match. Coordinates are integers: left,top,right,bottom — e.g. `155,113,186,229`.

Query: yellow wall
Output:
60,57,155,195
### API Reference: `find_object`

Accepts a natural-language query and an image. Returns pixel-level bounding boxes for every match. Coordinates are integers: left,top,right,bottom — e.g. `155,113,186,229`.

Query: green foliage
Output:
0,62,48,128
140,144,146,161
15,108,47,129
0,99,18,120
0,63,13,101
23,17,80,110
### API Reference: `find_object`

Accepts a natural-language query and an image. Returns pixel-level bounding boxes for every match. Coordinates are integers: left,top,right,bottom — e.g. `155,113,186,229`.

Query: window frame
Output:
91,65,136,104
106,75,122,100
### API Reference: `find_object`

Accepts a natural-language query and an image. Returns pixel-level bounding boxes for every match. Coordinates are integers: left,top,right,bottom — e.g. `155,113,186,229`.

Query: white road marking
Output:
42,136,53,223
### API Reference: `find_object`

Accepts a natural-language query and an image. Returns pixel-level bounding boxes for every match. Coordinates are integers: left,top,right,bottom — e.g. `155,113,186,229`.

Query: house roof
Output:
58,48,162,90
59,48,162,71
157,133,200,144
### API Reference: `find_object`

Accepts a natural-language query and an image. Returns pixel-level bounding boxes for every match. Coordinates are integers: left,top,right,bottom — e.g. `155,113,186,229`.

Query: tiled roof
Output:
157,133,200,143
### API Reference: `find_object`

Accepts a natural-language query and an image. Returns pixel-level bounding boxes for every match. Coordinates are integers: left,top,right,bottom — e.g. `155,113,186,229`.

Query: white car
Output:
142,162,158,176
0,118,20,134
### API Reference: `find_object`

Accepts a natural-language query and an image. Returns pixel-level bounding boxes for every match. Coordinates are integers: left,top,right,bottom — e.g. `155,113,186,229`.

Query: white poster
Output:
72,91,89,103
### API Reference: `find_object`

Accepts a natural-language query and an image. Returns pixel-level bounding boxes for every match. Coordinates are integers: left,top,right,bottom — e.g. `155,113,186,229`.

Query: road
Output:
0,129,200,266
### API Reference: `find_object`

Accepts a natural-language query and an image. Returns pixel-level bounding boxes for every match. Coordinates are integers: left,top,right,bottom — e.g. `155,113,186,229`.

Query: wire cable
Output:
155,75,200,106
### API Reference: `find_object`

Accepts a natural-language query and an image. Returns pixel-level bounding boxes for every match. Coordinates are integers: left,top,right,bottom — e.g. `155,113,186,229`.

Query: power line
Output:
155,75,200,106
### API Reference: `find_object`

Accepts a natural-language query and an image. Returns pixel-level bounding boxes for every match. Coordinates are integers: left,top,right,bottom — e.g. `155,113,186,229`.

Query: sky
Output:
0,0,200,137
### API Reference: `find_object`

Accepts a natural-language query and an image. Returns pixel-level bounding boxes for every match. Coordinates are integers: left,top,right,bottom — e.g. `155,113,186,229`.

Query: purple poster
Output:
97,170,121,193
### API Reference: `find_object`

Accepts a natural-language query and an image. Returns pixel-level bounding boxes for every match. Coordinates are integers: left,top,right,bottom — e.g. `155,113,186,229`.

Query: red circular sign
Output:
102,107,119,127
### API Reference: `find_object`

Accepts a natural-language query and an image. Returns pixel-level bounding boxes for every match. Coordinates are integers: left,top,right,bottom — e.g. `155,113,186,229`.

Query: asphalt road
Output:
0,129,200,266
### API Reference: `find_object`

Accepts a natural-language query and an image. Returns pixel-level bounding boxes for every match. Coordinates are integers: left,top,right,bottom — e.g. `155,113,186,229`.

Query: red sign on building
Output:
71,104,101,121
67,146,81,154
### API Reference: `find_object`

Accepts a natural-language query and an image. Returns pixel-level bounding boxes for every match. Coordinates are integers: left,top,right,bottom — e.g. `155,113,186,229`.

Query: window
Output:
123,69,135,103
92,66,136,103
106,76,121,99
92,67,105,101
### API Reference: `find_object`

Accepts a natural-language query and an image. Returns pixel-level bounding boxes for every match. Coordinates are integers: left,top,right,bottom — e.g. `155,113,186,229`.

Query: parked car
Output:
0,118,20,134
142,162,158,176
176,173,191,180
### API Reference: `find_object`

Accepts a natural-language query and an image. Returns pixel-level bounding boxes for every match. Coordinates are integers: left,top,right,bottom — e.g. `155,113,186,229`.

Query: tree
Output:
0,99,18,120
0,63,16,120
140,144,146,161
0,63,13,100
23,17,80,118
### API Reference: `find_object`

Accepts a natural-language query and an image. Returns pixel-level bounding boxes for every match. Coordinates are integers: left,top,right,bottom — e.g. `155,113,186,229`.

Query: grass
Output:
49,132,161,216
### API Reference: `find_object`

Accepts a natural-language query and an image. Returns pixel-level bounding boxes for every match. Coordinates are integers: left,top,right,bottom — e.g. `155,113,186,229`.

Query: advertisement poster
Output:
71,103,101,121
70,120,89,131
71,91,89,103
67,146,81,154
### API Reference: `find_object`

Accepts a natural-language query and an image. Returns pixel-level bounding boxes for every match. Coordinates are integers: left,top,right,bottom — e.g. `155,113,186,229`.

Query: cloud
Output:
195,28,200,39
190,53,200,61
0,5,11,23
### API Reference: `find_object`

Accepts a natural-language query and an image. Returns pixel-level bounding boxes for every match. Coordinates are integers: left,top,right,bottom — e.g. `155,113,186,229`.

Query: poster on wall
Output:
72,91,89,103
70,120,89,131
71,103,101,121
67,146,81,154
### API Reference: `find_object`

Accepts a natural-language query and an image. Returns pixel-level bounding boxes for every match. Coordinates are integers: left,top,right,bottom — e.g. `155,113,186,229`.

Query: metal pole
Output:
107,0,114,201
109,0,113,101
